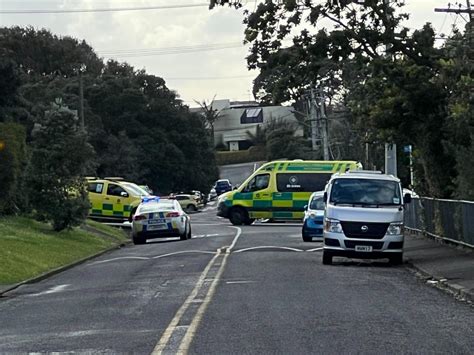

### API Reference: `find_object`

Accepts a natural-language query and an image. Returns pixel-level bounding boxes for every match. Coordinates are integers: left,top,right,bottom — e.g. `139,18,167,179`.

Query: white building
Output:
194,99,302,151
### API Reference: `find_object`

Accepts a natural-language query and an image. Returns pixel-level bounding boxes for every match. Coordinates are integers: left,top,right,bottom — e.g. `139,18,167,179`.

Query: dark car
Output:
214,179,232,195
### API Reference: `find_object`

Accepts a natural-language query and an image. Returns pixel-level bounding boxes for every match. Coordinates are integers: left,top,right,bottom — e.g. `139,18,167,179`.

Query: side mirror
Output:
120,191,129,198
304,205,308,211
323,192,328,204
404,193,412,204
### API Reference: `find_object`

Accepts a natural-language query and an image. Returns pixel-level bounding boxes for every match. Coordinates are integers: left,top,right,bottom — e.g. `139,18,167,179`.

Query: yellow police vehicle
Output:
86,178,148,222
217,160,361,225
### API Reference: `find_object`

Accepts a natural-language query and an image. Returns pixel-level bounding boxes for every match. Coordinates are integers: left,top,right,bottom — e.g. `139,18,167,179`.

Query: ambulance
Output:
217,160,361,225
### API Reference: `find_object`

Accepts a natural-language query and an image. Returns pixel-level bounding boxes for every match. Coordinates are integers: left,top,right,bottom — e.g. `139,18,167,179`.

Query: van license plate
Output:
355,245,373,252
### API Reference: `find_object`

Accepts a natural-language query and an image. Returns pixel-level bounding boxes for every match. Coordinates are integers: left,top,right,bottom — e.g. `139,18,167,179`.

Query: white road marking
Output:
89,256,150,265
151,251,222,354
226,280,256,284
233,246,303,253
152,226,242,354
30,284,70,297
306,247,324,252
228,226,242,252
152,250,216,259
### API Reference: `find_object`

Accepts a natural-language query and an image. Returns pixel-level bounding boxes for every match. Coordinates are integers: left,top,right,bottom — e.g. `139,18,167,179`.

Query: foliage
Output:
26,103,94,231
0,26,219,208
212,1,474,199
0,123,28,214
216,146,266,165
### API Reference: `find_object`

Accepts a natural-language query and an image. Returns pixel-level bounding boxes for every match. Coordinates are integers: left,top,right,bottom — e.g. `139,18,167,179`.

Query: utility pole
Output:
435,1,473,22
308,87,319,153
318,89,330,160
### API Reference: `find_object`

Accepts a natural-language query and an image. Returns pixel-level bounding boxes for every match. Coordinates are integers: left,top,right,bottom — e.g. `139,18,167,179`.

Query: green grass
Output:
0,216,129,285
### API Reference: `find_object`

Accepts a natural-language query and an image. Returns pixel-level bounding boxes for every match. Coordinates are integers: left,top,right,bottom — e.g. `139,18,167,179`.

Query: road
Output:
0,204,473,354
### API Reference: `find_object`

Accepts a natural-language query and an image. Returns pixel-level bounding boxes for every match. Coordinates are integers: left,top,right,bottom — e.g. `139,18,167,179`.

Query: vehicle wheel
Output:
187,204,197,212
128,207,137,223
187,223,192,239
244,218,255,226
132,235,146,245
180,227,188,241
302,223,312,242
389,253,403,265
229,207,248,226
322,251,333,265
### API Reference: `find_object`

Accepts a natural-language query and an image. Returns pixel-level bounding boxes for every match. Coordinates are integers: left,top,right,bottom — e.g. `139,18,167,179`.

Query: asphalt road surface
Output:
1,204,473,354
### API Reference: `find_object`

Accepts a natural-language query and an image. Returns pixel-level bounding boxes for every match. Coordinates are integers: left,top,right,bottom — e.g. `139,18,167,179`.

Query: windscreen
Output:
139,202,174,213
123,183,148,196
310,196,325,210
330,178,402,205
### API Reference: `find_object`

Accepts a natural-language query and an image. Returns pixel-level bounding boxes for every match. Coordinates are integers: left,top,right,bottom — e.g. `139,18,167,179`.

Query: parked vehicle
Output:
302,191,325,242
214,179,232,195
131,197,191,244
86,178,146,222
322,170,412,265
174,194,199,212
208,187,218,201
217,160,361,225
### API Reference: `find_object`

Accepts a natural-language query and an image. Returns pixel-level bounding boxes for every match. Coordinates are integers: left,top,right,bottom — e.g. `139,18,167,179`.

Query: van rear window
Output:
276,173,331,192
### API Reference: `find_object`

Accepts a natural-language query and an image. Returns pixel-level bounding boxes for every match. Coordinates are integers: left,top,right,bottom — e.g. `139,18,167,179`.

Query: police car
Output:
131,197,192,245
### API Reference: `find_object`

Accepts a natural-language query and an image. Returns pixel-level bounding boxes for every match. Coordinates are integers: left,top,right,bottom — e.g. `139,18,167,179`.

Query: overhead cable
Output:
0,3,209,14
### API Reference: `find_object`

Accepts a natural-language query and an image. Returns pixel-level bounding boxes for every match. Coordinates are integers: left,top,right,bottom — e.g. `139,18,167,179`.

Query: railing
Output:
404,197,474,248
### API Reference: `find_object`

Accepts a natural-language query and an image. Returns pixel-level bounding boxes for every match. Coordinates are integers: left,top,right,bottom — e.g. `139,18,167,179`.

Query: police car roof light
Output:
142,196,160,203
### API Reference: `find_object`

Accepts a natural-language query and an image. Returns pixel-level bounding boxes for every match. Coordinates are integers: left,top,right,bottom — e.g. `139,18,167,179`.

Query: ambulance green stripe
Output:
113,211,124,216
91,209,102,215
273,211,294,218
254,200,272,208
103,203,113,211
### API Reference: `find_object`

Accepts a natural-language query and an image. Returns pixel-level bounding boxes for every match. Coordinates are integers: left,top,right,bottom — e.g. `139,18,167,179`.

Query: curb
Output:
405,258,473,304
0,240,132,298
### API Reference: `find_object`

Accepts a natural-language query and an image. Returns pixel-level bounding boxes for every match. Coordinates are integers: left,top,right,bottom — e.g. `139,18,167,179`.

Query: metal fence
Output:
404,197,474,248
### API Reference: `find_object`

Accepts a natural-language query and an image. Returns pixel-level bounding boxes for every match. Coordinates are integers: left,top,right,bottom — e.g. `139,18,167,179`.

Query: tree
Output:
0,123,27,214
194,96,221,146
27,102,95,231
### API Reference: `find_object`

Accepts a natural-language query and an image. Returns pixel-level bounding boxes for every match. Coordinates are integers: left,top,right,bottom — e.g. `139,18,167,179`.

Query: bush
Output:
216,146,266,165
26,102,94,231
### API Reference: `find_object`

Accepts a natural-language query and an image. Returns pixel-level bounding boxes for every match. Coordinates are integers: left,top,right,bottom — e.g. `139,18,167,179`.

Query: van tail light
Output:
166,212,180,218
133,214,147,221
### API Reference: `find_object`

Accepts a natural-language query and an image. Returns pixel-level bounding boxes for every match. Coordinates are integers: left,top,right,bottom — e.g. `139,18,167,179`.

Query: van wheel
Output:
229,207,248,226
389,253,403,265
244,218,255,226
322,251,333,265
302,234,312,242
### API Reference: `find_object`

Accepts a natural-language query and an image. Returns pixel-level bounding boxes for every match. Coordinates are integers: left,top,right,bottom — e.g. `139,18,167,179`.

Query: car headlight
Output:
309,212,318,220
387,222,403,235
324,218,343,233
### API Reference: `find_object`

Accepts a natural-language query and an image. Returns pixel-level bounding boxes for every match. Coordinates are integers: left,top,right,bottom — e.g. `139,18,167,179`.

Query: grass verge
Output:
0,216,128,285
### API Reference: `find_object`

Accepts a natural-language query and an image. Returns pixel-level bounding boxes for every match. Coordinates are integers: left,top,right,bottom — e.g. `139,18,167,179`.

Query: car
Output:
86,178,147,222
214,179,232,195
217,160,361,225
302,191,325,242
322,170,412,265
131,197,192,244
139,185,154,195
173,194,199,212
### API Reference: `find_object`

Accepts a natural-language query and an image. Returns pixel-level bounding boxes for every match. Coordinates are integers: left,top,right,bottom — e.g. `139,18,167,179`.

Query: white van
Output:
322,171,412,265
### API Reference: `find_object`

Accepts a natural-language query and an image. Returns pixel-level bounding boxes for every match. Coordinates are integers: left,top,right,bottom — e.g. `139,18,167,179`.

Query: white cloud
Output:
0,0,462,104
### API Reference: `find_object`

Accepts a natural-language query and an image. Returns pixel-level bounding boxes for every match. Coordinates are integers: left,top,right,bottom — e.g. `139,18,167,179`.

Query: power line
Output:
98,42,245,57
165,75,255,80
0,3,209,14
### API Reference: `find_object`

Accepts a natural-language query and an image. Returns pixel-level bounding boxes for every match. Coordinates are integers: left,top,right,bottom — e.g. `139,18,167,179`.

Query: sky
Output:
0,0,468,106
